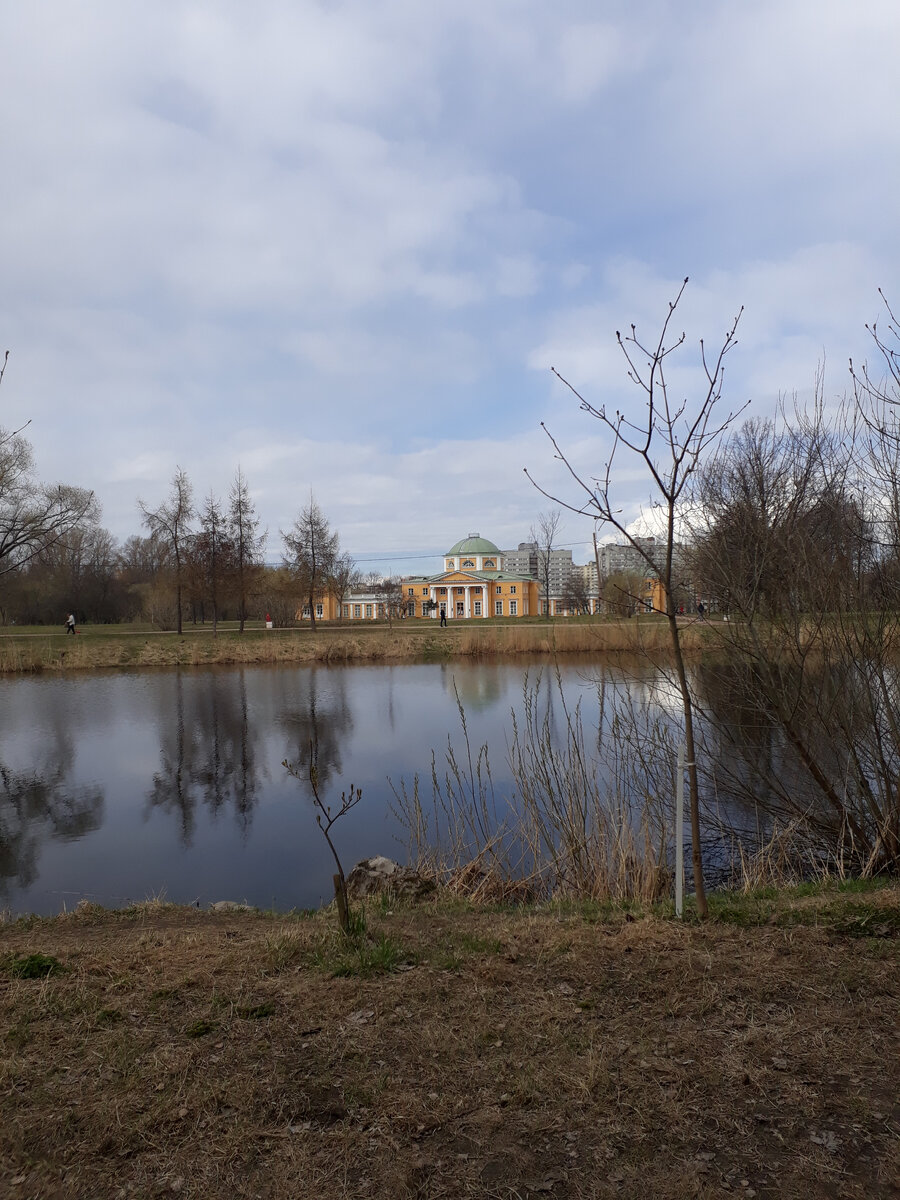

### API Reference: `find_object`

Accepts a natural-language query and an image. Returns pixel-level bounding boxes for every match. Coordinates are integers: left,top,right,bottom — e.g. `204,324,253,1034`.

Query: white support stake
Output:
675,742,685,919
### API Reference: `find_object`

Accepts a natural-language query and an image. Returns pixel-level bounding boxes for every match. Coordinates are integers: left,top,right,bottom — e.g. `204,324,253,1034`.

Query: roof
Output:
404,569,535,583
446,533,501,556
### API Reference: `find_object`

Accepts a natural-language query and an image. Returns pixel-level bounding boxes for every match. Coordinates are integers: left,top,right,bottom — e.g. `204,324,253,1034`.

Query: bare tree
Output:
561,571,592,614
601,570,646,617
196,491,232,635
328,551,358,622
282,494,339,630
139,468,195,635
527,279,745,918
379,576,408,628
228,467,266,633
531,509,562,618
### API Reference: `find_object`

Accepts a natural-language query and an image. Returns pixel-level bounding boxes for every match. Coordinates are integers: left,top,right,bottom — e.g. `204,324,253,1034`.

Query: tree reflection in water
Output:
278,666,353,800
146,670,265,844
0,727,104,903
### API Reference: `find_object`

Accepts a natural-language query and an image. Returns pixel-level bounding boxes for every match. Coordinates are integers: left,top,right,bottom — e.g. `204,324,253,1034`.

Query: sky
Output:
1,0,898,576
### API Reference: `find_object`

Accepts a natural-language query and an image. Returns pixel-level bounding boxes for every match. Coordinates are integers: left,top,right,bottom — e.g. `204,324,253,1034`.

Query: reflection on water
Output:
0,657,776,916
147,671,265,843
278,666,353,801
0,660,617,914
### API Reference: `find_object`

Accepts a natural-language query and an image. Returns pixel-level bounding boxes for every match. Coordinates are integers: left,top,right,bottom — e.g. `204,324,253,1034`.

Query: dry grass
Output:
0,617,711,674
2,887,898,1200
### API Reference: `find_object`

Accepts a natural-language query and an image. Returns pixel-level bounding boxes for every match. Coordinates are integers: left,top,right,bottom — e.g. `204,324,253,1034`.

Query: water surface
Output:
2,658,640,915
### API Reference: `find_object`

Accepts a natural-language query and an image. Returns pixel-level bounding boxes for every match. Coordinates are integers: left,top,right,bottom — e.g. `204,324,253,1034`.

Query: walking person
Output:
65,612,76,635
440,607,447,627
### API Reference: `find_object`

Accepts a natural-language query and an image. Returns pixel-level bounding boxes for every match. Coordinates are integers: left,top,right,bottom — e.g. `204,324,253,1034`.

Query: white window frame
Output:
495,600,503,616
474,601,482,616
510,600,518,615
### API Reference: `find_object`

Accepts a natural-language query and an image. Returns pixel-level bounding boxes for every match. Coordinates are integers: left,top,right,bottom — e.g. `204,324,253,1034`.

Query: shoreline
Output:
0,617,710,674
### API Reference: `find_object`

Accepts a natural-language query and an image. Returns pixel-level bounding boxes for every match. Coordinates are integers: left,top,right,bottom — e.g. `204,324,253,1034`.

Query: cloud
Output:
0,1,897,579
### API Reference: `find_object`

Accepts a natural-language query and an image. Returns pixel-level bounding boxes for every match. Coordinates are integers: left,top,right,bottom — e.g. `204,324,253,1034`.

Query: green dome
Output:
447,534,501,556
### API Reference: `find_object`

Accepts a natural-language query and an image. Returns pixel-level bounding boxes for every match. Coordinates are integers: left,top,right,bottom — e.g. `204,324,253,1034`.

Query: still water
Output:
0,658,672,917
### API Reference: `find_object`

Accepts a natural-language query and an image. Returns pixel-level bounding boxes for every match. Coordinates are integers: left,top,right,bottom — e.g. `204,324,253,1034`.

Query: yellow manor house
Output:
310,534,541,622
305,532,669,622
402,534,539,619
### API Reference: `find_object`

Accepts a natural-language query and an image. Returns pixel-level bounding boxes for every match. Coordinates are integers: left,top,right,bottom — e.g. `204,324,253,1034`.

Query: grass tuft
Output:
3,951,65,978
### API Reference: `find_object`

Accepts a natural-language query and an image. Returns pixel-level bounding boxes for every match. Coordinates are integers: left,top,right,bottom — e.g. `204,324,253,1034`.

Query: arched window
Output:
483,558,495,569
462,558,475,568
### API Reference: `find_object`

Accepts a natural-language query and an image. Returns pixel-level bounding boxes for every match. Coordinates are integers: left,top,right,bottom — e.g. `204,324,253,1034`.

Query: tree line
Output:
0,363,366,629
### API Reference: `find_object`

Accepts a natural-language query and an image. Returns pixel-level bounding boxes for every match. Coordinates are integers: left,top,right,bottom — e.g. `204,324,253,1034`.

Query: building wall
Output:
403,573,539,618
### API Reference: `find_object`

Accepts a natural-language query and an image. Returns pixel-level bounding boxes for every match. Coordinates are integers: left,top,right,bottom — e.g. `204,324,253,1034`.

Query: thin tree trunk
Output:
668,611,708,919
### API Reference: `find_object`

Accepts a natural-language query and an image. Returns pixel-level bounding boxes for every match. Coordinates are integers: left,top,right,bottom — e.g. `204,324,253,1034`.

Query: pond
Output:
0,657,729,916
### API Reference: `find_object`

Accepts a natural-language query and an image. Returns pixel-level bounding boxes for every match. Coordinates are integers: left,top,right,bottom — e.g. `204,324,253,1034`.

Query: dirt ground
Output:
2,888,899,1200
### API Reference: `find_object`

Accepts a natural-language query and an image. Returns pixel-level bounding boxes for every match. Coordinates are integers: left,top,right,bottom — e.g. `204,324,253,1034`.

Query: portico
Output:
404,534,539,620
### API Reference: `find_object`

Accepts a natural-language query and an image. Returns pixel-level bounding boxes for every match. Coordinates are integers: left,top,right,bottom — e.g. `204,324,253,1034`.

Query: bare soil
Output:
2,889,899,1200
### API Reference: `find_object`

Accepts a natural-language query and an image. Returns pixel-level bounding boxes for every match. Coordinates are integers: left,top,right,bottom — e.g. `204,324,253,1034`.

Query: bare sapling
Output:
284,748,362,935
526,279,746,918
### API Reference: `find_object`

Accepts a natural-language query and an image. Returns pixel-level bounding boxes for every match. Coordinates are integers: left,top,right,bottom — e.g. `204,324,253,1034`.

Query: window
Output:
378,603,385,616
408,587,414,596
302,606,310,616
510,600,518,615
365,604,373,618
422,588,428,595
316,604,323,618
439,587,447,595
407,601,415,617
353,605,362,618
456,587,464,594
510,586,516,595
496,586,502,594
462,558,475,568
483,558,495,568
495,600,503,616
474,601,482,616
342,605,349,618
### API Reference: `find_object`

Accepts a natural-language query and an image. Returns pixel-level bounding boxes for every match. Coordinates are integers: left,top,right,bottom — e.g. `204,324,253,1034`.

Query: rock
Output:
209,900,254,912
345,856,436,901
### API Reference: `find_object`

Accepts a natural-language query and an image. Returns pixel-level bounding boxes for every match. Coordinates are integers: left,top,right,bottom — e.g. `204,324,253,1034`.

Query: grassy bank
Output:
1,880,898,1199
0,616,711,674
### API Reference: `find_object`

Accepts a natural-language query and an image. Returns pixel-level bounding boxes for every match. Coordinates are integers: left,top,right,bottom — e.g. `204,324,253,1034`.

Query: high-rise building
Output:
502,541,574,594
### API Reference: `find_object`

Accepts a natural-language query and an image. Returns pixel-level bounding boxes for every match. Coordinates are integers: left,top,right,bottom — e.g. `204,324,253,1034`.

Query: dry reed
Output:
390,674,675,904
0,617,713,675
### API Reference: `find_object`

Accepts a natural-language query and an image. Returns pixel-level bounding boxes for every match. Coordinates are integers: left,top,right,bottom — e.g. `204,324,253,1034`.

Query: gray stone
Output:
209,900,254,912
345,856,436,901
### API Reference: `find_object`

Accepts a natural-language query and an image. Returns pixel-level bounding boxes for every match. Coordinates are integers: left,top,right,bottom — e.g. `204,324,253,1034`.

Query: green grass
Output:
706,876,899,930
2,952,66,978
306,929,412,977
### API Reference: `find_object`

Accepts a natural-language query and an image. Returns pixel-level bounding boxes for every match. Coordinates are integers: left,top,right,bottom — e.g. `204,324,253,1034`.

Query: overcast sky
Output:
1,1,897,574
